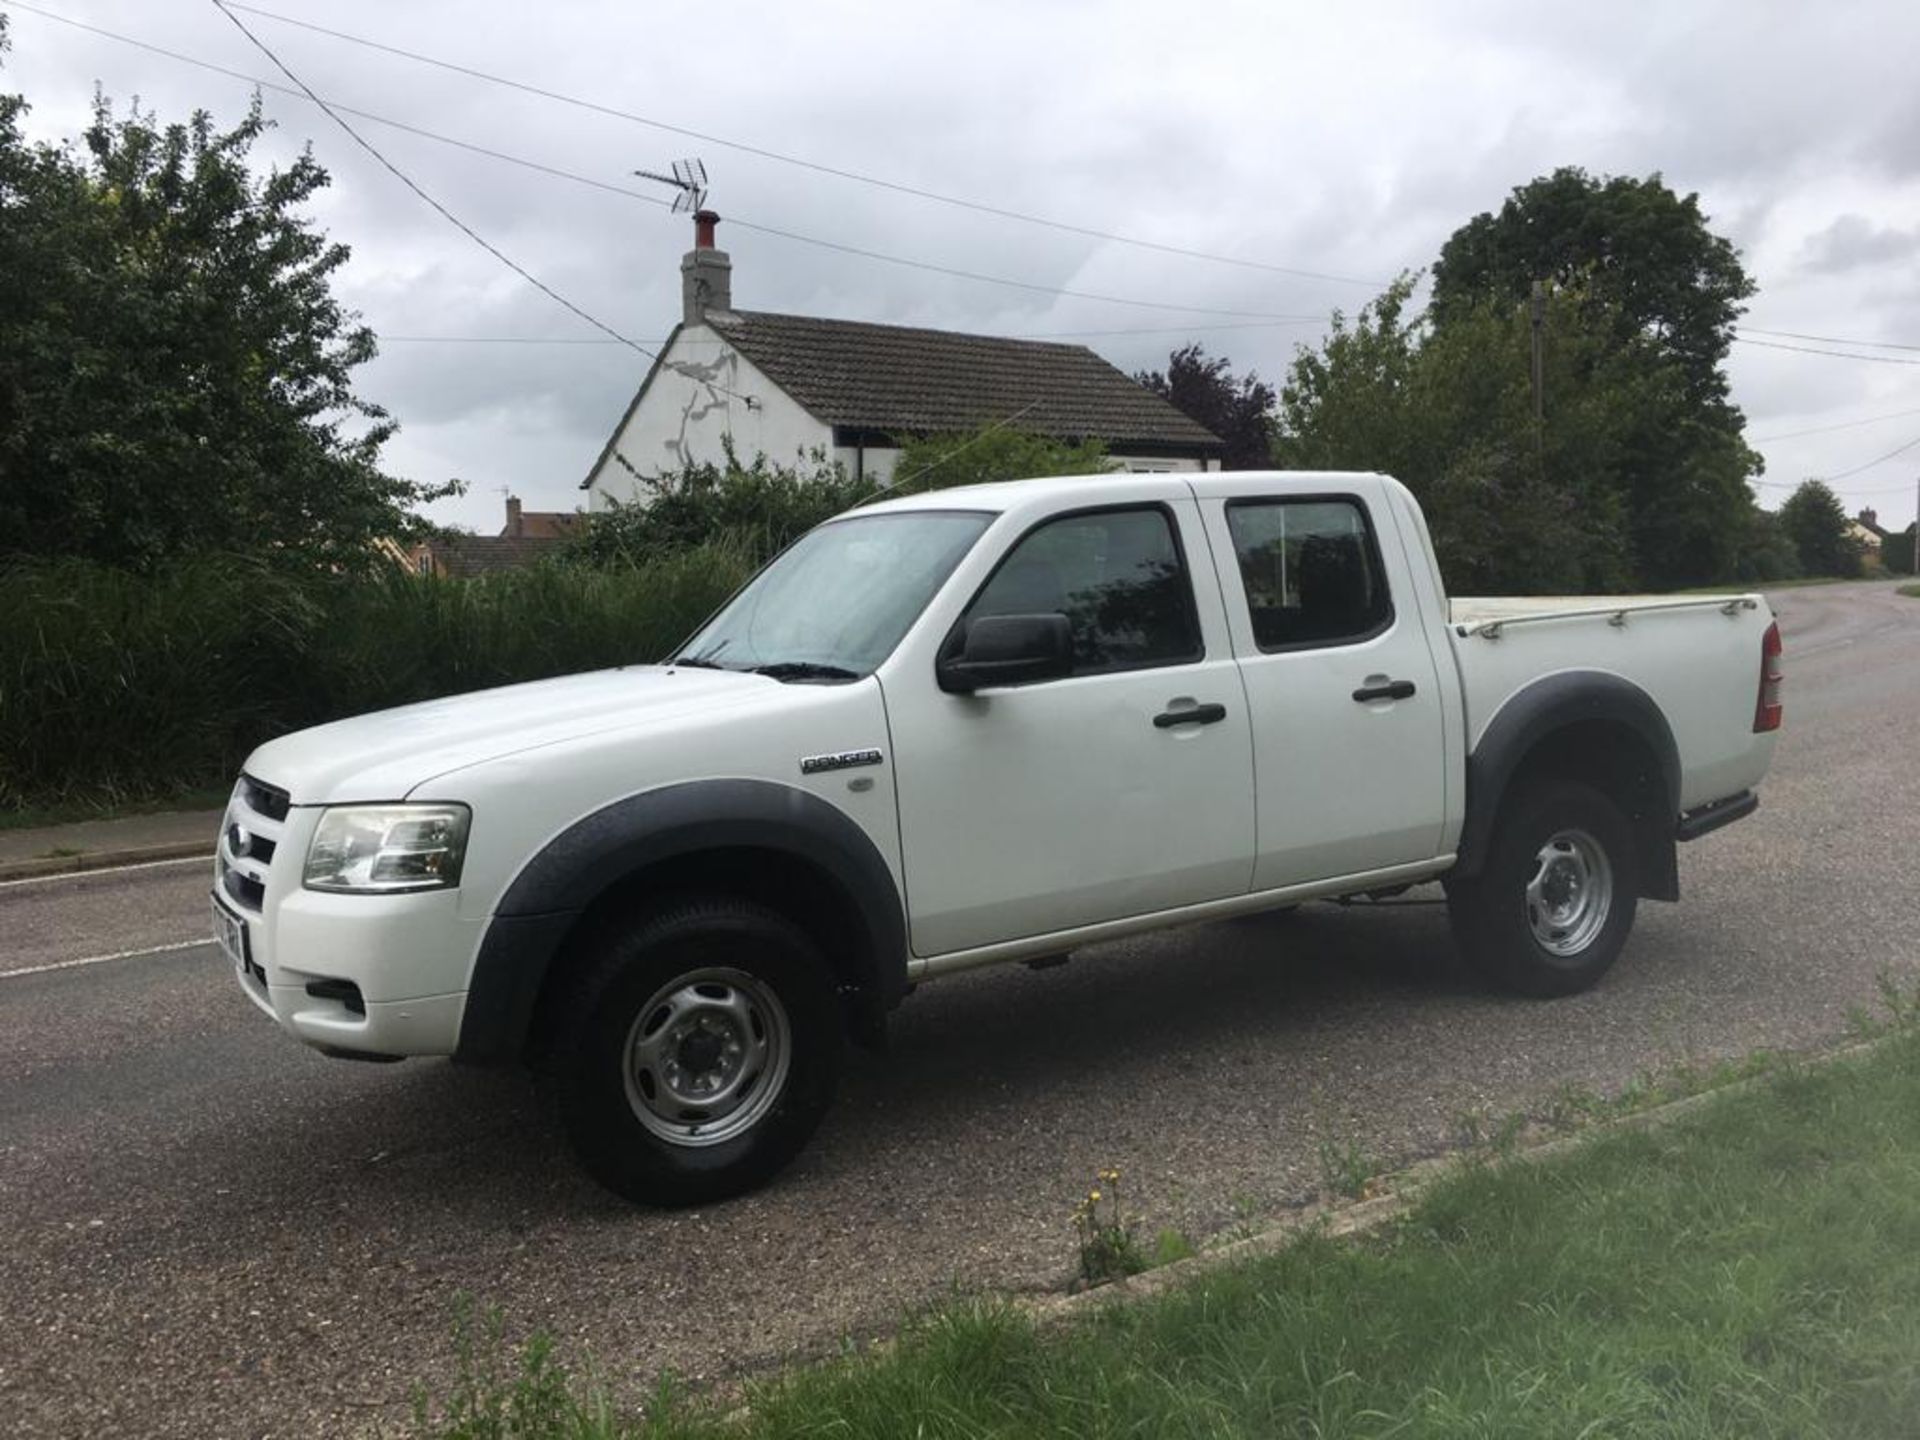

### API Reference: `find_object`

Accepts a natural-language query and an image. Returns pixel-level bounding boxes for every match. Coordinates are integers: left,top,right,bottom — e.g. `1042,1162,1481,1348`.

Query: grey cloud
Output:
1798,215,1920,276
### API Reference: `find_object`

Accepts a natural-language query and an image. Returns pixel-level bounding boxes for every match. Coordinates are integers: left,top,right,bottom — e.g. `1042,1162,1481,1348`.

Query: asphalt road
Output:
3,580,1916,1438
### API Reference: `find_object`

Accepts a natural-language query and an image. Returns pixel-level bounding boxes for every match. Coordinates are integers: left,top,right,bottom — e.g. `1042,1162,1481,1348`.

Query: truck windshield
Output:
672,510,994,680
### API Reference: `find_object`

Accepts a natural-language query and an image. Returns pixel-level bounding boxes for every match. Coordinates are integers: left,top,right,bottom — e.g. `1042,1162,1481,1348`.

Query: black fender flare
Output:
1453,671,1680,888
455,779,907,1064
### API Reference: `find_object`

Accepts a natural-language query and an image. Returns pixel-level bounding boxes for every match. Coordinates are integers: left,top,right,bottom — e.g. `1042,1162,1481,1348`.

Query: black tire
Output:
1446,780,1639,998
553,897,843,1206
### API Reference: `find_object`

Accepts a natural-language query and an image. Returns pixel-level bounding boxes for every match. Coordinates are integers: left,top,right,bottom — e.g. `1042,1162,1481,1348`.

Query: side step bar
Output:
1676,790,1759,842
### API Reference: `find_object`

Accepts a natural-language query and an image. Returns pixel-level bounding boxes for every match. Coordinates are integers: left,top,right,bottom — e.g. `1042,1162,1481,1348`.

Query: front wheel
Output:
1446,780,1639,997
553,898,844,1206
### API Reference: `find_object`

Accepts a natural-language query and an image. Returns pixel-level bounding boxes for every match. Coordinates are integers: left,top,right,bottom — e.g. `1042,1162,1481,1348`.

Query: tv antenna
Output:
633,158,708,214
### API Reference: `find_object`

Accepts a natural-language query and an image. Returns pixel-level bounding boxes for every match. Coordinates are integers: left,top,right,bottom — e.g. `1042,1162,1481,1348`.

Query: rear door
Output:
1194,477,1449,889
881,495,1256,956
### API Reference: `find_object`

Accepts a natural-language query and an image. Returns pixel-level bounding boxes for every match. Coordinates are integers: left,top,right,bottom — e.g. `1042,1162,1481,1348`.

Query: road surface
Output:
2,580,1915,1437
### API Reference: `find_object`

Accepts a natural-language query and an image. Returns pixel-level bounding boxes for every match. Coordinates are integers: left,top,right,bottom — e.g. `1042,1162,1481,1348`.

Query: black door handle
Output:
1154,702,1228,728
1352,679,1417,703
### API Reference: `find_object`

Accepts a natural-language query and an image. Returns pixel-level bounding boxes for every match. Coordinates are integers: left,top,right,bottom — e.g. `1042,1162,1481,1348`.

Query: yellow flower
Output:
1089,1189,1101,1202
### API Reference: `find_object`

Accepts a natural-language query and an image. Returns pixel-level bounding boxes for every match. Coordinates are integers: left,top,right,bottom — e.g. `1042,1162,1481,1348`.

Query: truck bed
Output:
1445,592,1775,812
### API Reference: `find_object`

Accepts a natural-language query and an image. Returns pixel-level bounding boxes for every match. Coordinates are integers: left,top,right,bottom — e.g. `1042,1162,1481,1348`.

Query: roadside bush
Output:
0,546,751,810
1880,528,1917,577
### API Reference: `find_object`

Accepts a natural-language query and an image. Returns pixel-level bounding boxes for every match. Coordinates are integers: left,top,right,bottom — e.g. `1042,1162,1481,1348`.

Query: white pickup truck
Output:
213,472,1782,1203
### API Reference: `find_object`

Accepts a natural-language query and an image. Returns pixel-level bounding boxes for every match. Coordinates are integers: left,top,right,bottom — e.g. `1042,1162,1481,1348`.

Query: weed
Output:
1151,1227,1196,1266
1316,1133,1378,1200
37,845,84,859
1227,1191,1261,1242
1072,1167,1146,1286
1875,969,1920,1030
414,1297,585,1439
1488,1111,1527,1159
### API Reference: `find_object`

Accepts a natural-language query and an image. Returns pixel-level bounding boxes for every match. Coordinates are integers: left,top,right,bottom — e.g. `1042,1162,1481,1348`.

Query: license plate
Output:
211,896,249,973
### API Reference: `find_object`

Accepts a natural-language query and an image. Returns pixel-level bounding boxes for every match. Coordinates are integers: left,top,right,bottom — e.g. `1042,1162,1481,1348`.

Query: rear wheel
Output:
1447,780,1639,997
553,898,843,1206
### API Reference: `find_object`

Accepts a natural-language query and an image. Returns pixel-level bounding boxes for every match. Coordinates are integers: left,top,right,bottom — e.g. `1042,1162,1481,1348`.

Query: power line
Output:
374,318,1332,346
1732,335,1920,366
1748,426,1920,491
1739,326,1920,354
1750,405,1920,443
1750,476,1918,496
1825,433,1920,482
207,0,654,362
221,1,1388,291
0,0,681,208
3,2,1335,325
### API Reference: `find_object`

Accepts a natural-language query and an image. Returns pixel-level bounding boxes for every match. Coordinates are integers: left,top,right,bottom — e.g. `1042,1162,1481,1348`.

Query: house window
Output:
1225,498,1394,650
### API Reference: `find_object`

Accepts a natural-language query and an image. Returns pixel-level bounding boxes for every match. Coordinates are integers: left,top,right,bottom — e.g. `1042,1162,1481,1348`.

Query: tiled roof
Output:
705,310,1224,451
425,534,560,577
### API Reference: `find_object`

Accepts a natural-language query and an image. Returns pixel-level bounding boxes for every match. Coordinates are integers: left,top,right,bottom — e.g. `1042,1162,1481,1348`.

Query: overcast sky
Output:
6,0,1919,537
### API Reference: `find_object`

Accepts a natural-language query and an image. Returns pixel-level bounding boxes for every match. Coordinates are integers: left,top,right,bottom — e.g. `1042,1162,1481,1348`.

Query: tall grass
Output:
0,547,752,810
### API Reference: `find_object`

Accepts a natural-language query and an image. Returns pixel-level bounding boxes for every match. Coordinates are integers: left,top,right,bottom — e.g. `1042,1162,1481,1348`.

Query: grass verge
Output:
1898,583,1920,599
0,786,232,832
417,1029,1920,1439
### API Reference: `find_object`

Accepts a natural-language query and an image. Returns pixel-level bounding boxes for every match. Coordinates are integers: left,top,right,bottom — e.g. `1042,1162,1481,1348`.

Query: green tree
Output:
887,426,1111,494
1429,169,1761,587
0,46,447,570
1777,480,1864,578
565,428,1110,569
1726,505,1803,584
564,446,864,567
1431,167,1754,404
1274,278,1653,594
1135,345,1275,469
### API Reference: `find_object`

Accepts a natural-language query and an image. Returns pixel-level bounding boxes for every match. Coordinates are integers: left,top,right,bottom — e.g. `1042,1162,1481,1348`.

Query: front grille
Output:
239,774,291,823
218,773,291,916
221,865,266,911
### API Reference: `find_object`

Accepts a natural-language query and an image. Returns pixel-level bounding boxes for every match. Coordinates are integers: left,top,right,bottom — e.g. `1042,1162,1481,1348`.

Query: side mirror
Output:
936,613,1073,693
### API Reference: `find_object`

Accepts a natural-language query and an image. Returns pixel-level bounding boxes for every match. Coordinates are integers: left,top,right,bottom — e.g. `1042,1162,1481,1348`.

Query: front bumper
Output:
216,779,484,1058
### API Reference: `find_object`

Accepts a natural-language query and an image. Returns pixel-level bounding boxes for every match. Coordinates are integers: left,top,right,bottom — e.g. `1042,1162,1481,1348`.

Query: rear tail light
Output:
1753,620,1783,733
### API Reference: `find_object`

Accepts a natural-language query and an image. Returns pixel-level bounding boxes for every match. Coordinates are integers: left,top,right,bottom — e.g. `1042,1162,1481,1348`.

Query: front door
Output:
882,499,1256,957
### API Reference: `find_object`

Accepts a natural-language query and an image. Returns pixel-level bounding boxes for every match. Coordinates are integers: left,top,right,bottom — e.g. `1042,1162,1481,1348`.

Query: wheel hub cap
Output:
623,968,791,1148
1525,829,1613,958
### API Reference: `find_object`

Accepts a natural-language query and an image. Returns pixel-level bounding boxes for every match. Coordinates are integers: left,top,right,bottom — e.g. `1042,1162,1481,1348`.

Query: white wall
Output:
584,325,1223,506
584,325,834,509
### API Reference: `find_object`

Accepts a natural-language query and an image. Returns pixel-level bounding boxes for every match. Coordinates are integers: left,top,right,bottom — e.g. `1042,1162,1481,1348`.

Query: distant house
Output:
400,494,581,577
581,212,1225,506
1849,508,1886,553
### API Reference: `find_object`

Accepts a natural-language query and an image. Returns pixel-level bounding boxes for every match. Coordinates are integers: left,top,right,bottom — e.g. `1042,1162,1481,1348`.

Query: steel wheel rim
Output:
1525,828,1613,958
622,967,791,1148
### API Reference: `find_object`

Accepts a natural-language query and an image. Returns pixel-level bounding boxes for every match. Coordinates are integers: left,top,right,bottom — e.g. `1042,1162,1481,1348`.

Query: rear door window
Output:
1225,498,1394,650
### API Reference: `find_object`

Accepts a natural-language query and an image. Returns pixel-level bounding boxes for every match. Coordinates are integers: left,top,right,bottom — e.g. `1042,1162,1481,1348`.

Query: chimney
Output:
681,209,732,323
1860,507,1878,530
504,495,523,537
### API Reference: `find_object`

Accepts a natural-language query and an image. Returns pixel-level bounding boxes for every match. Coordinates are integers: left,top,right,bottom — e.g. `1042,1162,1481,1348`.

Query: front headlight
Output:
303,804,471,893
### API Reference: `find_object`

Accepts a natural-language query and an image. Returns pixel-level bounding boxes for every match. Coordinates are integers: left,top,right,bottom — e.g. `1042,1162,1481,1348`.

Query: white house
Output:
581,213,1225,506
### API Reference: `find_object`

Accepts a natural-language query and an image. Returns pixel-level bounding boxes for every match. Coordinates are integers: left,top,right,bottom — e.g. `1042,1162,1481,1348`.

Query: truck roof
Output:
853,469,1391,515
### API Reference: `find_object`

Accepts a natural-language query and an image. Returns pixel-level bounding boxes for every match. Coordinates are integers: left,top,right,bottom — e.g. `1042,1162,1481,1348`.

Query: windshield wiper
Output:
669,654,732,670
751,661,861,682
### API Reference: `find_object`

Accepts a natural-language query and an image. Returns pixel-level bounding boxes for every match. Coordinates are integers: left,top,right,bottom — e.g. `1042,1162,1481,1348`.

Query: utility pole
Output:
1529,280,1546,458
1913,471,1919,578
